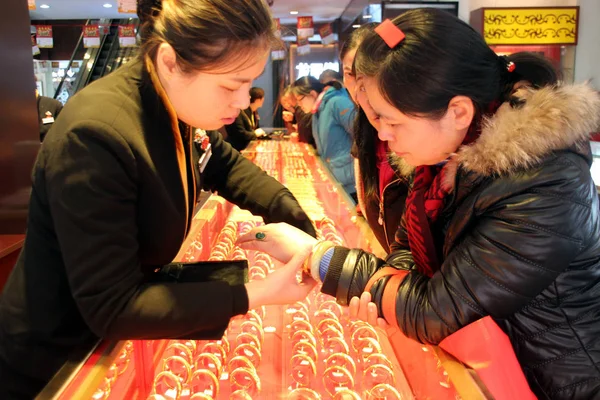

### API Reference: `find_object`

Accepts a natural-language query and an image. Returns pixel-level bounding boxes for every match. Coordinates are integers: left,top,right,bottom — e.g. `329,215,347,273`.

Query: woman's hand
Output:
237,222,317,264
349,292,390,330
282,111,294,122
246,250,317,310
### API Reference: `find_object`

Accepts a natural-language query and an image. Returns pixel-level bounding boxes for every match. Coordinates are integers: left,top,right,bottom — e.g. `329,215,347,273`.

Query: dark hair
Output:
353,107,380,198
319,69,342,82
354,9,559,121
340,23,378,62
506,52,560,89
250,87,265,103
292,75,342,97
137,0,277,73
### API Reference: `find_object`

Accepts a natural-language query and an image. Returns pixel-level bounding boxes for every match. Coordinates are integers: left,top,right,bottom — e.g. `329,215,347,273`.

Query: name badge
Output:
198,143,212,173
42,117,55,124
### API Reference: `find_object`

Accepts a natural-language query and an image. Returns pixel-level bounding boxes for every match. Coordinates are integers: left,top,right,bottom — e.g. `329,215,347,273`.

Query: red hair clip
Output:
507,61,516,72
375,19,406,48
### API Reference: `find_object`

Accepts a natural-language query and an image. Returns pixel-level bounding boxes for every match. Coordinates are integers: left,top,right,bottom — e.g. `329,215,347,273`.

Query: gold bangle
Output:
236,332,262,352
316,318,344,336
287,388,322,400
364,364,396,388
229,367,262,394
292,301,310,314
355,337,383,362
153,370,182,399
292,341,318,363
146,395,167,400
319,326,344,342
291,329,318,349
287,308,310,323
289,319,314,337
201,342,227,366
189,368,219,399
228,355,255,372
319,300,344,319
189,394,212,400
365,354,394,371
217,336,230,355
322,365,355,397
233,343,262,367
290,353,317,387
167,342,194,363
332,389,362,400
244,310,264,328
230,389,254,399
367,383,403,399
326,353,357,377
351,325,379,352
181,340,198,357
193,352,222,379
314,309,339,324
163,355,192,385
240,320,265,344
323,336,350,356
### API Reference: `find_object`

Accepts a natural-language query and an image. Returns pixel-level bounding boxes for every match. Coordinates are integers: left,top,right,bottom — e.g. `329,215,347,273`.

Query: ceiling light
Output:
352,24,361,28
290,10,298,15
40,4,50,8
363,14,372,19
103,3,113,8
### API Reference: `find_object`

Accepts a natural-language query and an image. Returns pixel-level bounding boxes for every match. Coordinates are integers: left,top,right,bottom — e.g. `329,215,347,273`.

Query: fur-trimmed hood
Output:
458,83,600,176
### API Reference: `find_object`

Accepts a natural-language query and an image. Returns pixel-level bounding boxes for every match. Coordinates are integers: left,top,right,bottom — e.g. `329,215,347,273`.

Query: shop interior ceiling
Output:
29,0,353,23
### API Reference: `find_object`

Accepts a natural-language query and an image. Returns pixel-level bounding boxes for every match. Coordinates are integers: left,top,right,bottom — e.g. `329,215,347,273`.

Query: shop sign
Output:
117,0,137,14
319,24,335,45
482,7,579,45
297,16,314,38
31,33,40,56
36,25,53,48
119,24,137,47
297,37,311,55
83,25,101,48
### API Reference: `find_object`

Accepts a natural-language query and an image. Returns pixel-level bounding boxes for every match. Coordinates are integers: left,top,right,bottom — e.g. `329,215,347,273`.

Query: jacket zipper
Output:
185,125,197,238
379,178,401,248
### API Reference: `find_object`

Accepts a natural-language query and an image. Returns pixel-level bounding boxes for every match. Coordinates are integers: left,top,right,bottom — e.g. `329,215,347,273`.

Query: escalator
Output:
54,19,139,102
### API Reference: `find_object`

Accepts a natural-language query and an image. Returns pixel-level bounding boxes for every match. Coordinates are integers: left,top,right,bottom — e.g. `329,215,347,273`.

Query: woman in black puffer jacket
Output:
239,9,600,399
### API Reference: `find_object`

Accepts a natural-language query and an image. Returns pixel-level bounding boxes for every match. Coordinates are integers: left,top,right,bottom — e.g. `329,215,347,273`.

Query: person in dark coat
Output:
36,88,63,142
0,1,317,398
281,86,315,146
225,87,266,151
238,10,600,399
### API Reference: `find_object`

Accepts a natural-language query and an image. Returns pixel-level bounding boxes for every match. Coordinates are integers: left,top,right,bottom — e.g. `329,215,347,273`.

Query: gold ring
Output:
322,365,355,397
290,319,314,337
292,341,318,363
326,353,357,376
291,329,318,349
237,332,262,352
228,355,255,372
229,367,261,394
167,342,194,363
163,355,192,385
233,343,262,367
323,336,350,355
189,368,219,399
290,354,317,387
194,353,222,379
230,389,254,399
365,354,394,371
355,337,383,361
317,318,345,336
351,325,379,351
153,370,182,399
201,342,227,365
240,321,265,344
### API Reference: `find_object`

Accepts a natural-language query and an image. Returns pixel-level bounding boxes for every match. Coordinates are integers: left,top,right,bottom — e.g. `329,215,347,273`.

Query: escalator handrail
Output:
81,20,116,89
53,19,90,100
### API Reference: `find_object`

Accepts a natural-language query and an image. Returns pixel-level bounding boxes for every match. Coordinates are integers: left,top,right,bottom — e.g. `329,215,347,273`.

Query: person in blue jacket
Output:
292,76,357,200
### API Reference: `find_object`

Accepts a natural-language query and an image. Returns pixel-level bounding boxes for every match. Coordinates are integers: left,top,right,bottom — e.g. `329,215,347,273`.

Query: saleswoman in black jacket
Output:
0,0,317,398
239,10,600,400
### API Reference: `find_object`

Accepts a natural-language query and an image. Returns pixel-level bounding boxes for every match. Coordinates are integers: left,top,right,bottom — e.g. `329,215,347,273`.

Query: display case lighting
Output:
290,10,299,15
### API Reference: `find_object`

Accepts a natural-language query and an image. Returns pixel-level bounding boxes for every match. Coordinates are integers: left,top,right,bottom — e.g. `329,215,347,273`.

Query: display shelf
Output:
41,140,495,400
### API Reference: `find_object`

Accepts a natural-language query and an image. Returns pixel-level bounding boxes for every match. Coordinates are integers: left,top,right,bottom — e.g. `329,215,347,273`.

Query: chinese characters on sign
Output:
83,25,101,48
297,16,314,39
36,25,53,48
295,62,339,80
117,0,137,14
319,24,335,45
119,25,137,47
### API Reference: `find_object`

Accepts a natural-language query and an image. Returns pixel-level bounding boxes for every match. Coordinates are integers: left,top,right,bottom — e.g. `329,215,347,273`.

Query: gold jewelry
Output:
290,319,313,336
236,332,262,352
326,353,357,376
240,320,265,344
316,318,344,336
364,364,396,388
217,336,230,354
291,329,318,349
367,383,403,399
355,337,383,362
351,325,379,352
323,336,350,355
201,342,227,365
163,355,192,385
230,389,254,399
319,300,344,319
233,343,262,367
332,389,362,400
244,310,264,328
290,353,317,387
313,309,339,325
287,388,322,399
153,371,182,399
292,341,318,363
189,368,219,399
322,365,355,397
194,353,222,378
229,367,261,394
228,355,255,372
189,394,212,400
167,342,194,363
365,354,393,371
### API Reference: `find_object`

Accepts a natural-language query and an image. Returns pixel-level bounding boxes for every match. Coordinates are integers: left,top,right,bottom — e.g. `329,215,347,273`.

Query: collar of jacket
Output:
448,84,600,181
143,56,196,233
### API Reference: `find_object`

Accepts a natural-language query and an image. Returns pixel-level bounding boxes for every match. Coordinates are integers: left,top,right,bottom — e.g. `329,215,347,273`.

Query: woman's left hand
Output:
237,222,317,264
349,292,390,330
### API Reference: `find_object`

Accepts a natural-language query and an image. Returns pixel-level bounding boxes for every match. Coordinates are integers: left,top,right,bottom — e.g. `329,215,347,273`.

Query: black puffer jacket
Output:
320,85,600,399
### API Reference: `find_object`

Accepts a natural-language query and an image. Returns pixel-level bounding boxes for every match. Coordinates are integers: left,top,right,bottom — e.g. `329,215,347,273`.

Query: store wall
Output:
0,0,40,233
574,0,600,87
254,54,274,128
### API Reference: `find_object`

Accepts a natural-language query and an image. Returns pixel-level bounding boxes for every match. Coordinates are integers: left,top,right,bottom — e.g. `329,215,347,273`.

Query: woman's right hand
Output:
245,250,317,310
282,111,294,122
237,223,317,264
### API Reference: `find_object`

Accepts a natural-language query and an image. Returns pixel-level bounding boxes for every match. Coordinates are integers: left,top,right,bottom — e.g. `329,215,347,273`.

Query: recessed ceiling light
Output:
352,24,361,28
103,3,113,8
363,14,372,19
290,11,299,15
40,4,50,8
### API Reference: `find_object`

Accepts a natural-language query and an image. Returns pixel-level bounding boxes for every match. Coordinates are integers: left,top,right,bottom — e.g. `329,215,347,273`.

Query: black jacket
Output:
225,107,257,151
294,106,315,146
320,85,600,399
37,95,63,142
0,58,315,398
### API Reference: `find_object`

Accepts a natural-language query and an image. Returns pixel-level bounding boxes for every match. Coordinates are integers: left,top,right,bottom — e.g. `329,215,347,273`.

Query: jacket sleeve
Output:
331,96,356,136
322,166,589,344
202,130,317,237
45,124,249,340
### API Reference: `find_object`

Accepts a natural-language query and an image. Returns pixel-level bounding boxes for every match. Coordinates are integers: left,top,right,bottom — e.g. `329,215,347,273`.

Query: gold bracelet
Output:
163,355,192,385
292,341,318,363
319,300,344,319
317,318,344,336
233,343,262,367
193,353,222,379
368,383,403,399
153,370,182,399
240,320,265,344
323,336,350,356
355,337,383,362
290,353,317,387
200,342,227,366
290,319,314,337
322,365,355,397
332,389,362,400
351,325,379,352
230,389,254,400
236,332,262,352
364,364,396,387
228,355,255,373
189,368,219,399
326,353,357,376
229,366,262,394
365,353,394,371
167,342,194,364
287,388,322,400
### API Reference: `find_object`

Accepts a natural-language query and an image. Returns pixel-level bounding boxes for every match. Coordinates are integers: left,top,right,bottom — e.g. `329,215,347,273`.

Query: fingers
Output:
349,296,360,319
357,292,371,322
